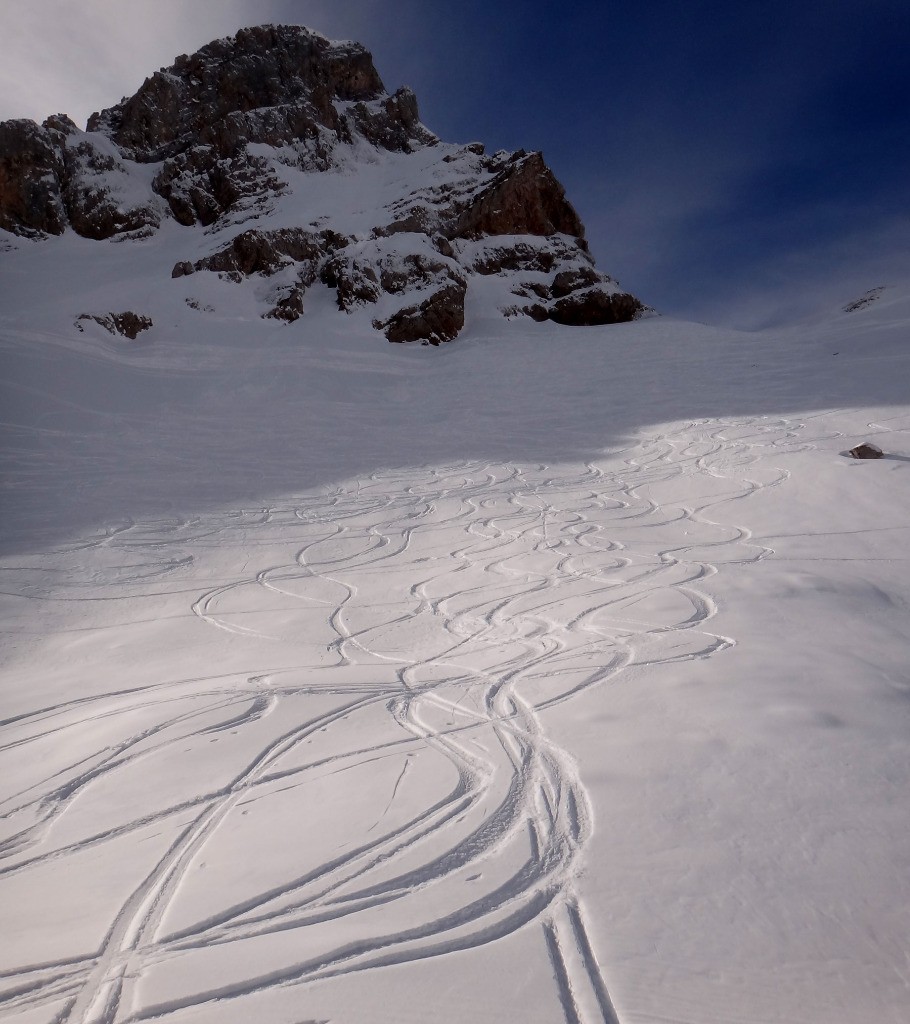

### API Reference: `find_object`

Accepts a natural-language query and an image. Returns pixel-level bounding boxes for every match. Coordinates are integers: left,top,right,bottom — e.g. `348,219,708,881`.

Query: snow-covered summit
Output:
85,24,429,163
0,25,644,344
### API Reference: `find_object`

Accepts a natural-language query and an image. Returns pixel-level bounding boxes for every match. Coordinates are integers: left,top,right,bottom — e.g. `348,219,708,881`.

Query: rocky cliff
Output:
0,25,645,342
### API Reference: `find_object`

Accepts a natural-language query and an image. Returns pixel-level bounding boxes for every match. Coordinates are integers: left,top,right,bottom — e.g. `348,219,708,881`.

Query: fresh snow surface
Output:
1,224,910,1024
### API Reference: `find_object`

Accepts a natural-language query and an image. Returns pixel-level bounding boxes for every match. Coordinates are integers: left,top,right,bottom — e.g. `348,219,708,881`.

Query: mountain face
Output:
0,24,644,343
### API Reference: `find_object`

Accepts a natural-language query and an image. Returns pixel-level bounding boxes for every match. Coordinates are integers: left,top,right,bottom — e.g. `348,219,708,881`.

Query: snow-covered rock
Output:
0,24,644,341
75,310,154,338
0,117,71,236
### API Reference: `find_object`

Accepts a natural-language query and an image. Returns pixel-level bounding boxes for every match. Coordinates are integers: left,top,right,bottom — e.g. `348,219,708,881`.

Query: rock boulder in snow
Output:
848,442,884,459
76,312,154,339
550,287,645,326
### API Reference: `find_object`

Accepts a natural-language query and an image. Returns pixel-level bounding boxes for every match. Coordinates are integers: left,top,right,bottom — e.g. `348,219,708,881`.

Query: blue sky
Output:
3,0,909,327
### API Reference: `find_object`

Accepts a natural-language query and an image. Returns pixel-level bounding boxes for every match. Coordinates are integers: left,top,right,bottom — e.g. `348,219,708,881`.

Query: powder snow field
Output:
1,229,910,1024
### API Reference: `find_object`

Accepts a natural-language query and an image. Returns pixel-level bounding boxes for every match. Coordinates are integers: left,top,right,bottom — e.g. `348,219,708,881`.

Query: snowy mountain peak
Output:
0,24,644,343
85,24,430,164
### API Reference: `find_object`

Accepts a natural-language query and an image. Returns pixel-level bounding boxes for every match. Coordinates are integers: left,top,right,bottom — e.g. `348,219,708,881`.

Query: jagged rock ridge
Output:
0,24,645,342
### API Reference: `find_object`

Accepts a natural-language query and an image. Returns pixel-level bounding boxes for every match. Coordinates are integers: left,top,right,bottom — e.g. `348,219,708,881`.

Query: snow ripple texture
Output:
0,417,802,1024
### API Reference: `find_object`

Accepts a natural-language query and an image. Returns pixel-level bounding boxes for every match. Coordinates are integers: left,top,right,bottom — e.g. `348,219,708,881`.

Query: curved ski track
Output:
0,416,823,1024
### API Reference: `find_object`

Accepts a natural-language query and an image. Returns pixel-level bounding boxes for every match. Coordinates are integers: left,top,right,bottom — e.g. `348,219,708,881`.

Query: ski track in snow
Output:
0,415,821,1024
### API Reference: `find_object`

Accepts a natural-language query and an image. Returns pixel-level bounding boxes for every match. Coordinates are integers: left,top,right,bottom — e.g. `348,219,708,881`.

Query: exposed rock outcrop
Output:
0,115,163,240
375,149,582,243
184,227,342,280
380,282,467,345
550,287,645,326
323,235,468,343
76,312,153,339
451,151,583,239
463,233,646,326
263,284,307,323
153,147,285,227
0,23,645,341
86,25,394,161
0,118,71,236
63,134,163,239
324,236,463,310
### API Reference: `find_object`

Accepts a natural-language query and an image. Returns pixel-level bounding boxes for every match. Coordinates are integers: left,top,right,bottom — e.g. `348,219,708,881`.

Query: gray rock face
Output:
374,149,582,243
152,147,285,227
323,236,468,343
64,135,163,239
186,227,339,280
0,23,645,341
86,25,389,161
0,118,72,236
381,282,467,345
183,226,350,322
0,115,162,240
549,288,645,326
450,151,583,239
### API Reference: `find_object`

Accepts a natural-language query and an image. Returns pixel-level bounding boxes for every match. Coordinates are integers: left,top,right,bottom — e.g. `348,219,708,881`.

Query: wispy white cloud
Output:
1,0,286,126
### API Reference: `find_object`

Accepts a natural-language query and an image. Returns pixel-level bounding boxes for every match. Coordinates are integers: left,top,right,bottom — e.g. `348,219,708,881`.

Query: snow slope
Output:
1,233,910,1024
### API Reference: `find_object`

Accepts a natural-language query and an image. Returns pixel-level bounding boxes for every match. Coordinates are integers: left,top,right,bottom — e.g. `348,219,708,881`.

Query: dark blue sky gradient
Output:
267,0,909,326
